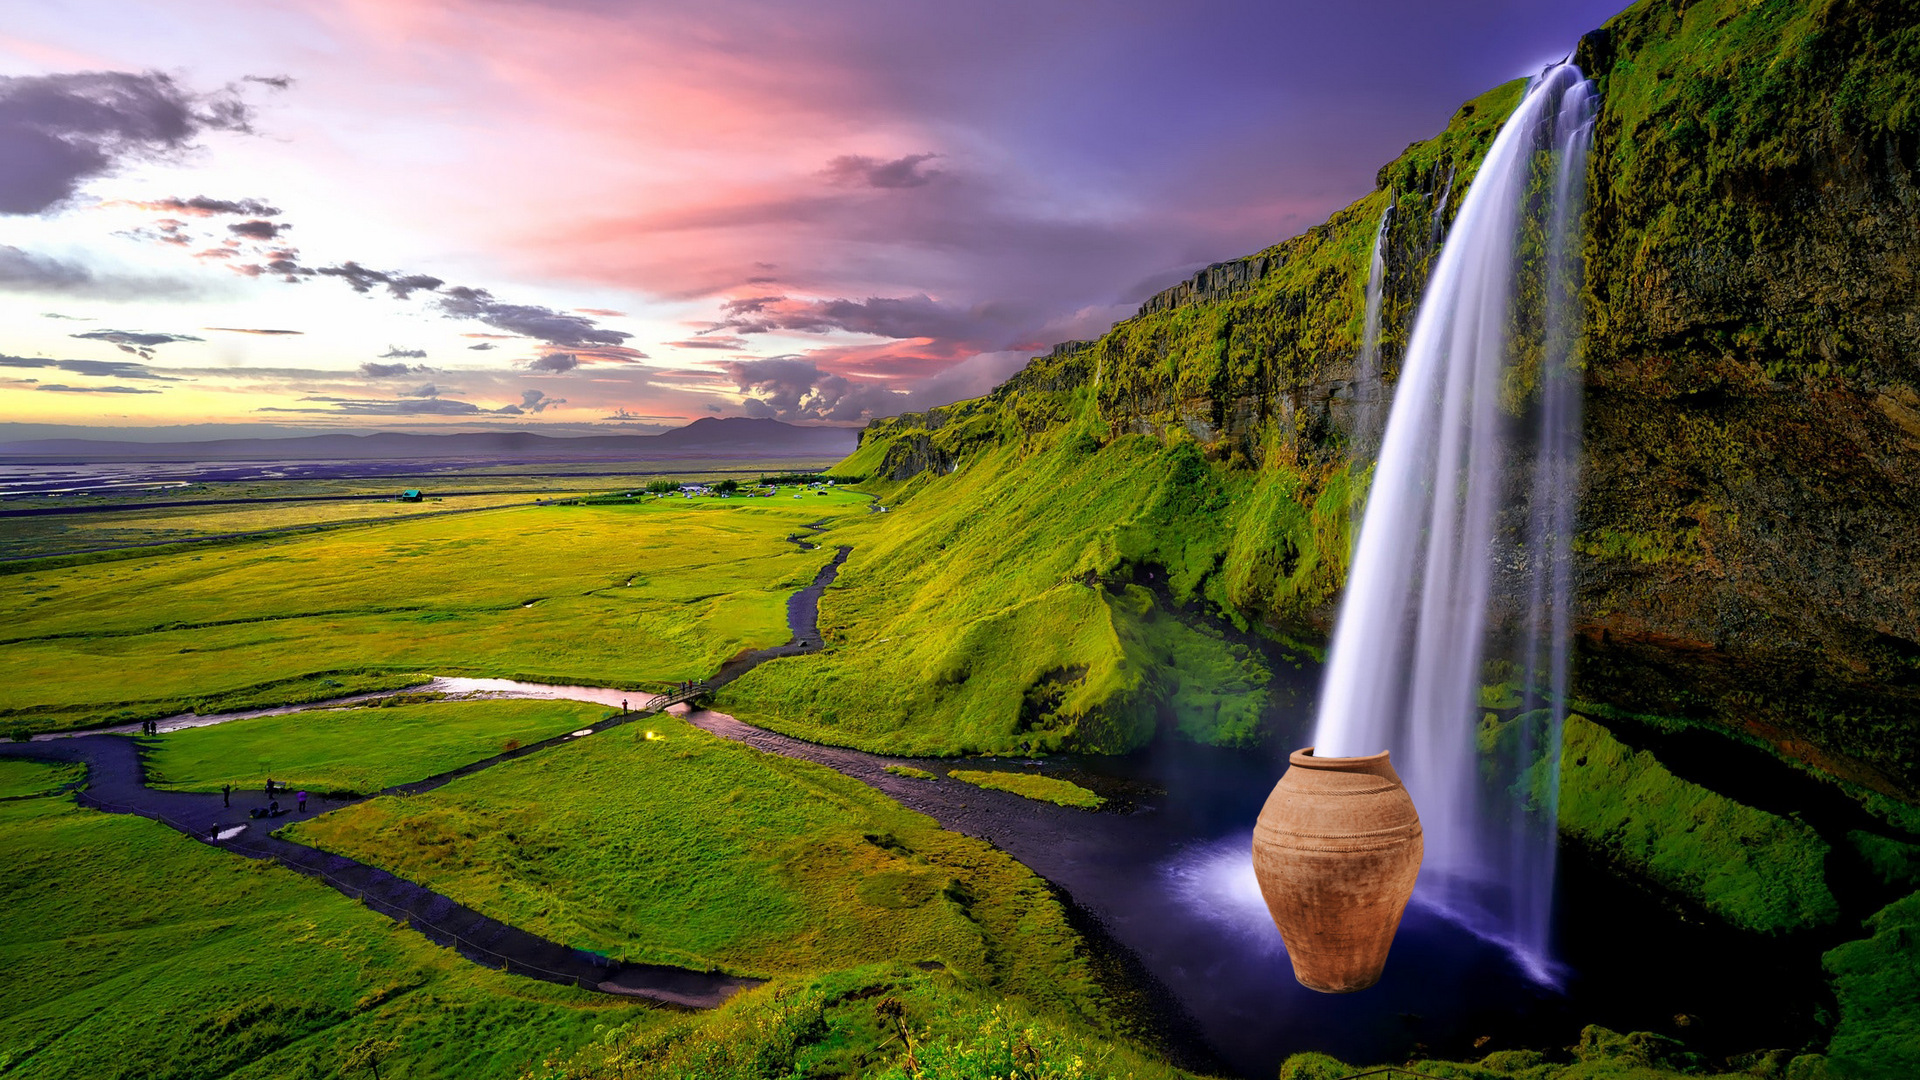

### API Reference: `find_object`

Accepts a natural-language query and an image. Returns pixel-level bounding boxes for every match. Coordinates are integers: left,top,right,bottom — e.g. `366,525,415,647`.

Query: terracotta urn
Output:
1251,747,1423,993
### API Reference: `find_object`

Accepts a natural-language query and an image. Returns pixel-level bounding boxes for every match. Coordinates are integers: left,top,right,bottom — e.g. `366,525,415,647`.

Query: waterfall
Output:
1428,165,1455,248
1309,63,1596,981
1352,202,1394,460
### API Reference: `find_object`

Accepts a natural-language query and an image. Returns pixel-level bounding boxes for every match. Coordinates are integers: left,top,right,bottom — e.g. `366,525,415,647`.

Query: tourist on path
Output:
297,791,307,814
222,784,231,807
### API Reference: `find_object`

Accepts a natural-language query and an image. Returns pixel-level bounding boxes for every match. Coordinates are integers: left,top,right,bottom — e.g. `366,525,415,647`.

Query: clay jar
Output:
1251,747,1423,993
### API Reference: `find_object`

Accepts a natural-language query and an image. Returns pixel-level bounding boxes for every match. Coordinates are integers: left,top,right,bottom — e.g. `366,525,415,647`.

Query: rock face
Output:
853,0,1920,793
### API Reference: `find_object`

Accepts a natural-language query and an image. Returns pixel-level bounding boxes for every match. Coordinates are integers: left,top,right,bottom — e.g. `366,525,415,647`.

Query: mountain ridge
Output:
0,415,858,462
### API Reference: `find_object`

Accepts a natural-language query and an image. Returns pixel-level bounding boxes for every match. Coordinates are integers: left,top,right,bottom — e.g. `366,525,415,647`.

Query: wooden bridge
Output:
640,682,712,713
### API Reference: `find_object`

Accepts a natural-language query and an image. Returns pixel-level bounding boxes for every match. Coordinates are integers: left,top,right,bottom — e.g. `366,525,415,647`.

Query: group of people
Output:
138,719,161,736
207,780,309,840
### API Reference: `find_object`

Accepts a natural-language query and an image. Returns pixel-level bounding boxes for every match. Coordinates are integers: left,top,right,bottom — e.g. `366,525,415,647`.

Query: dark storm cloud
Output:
668,337,748,350
710,293,1029,346
226,219,286,240
823,152,941,189
359,361,428,377
134,195,280,216
438,286,632,349
35,383,161,394
315,260,444,299
723,356,905,422
496,389,566,416
379,346,427,359
55,358,181,380
280,396,491,416
525,353,579,373
71,328,204,359
0,71,255,215
0,244,193,298
0,353,181,381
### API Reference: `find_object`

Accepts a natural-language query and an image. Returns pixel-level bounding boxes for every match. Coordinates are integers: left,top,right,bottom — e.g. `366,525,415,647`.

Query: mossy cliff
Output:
818,0,1920,804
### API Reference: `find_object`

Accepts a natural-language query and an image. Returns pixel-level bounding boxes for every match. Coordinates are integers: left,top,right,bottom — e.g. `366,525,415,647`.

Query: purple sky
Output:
0,0,1628,436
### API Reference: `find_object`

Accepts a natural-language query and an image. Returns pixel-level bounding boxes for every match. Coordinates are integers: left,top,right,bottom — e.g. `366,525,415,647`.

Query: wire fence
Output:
76,790,612,990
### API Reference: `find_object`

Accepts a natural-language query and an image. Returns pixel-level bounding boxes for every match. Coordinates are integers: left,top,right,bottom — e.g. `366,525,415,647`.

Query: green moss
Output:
1547,715,1838,932
948,769,1105,810
537,963,1198,1080
884,764,937,780
1818,890,1920,1078
1849,831,1920,889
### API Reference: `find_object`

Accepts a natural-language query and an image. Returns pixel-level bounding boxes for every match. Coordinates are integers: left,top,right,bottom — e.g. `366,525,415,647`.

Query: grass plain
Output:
286,710,1103,1019
0,490,868,735
0,795,652,1080
146,698,610,796
948,768,1106,809
0,758,80,799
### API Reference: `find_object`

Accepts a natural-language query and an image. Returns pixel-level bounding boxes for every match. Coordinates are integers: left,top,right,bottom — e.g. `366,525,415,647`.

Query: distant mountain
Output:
0,416,857,462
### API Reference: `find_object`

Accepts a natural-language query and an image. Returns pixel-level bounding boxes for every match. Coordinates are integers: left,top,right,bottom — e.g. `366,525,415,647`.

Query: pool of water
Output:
437,673,1830,1076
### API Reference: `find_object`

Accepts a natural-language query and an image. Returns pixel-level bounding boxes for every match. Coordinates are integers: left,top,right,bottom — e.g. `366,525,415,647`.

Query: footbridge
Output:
642,682,712,713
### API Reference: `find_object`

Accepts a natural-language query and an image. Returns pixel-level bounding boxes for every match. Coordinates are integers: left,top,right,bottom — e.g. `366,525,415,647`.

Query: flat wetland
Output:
0,480,869,734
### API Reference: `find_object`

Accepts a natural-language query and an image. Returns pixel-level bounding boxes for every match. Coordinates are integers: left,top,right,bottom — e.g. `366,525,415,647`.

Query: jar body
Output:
1251,747,1423,993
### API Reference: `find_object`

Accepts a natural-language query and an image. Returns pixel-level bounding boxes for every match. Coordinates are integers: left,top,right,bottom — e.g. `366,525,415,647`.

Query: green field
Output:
0,796,651,1080
287,711,1101,1018
146,698,611,796
949,768,1105,809
0,758,80,799
0,491,868,734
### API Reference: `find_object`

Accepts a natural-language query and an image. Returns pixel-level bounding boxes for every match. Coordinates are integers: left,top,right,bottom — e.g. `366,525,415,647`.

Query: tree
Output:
644,479,679,494
714,479,740,494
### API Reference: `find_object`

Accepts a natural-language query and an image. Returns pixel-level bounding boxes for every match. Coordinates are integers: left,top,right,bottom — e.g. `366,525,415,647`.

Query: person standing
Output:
222,784,231,807
297,791,307,814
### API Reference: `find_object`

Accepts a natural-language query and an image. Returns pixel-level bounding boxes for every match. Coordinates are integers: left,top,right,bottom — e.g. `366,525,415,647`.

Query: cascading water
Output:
1352,201,1394,460
1309,63,1596,982
1428,165,1456,248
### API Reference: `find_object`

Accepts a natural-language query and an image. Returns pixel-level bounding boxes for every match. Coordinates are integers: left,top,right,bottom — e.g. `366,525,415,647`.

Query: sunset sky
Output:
1,0,1623,439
